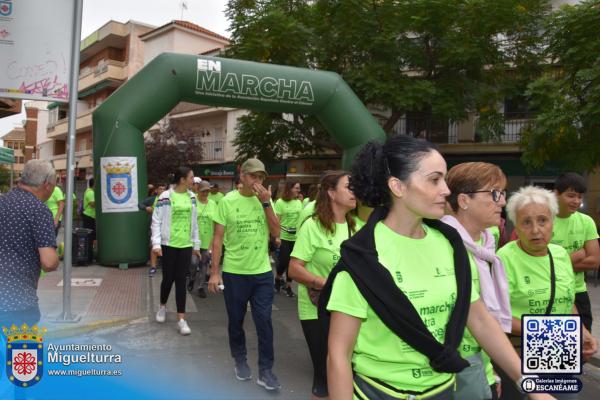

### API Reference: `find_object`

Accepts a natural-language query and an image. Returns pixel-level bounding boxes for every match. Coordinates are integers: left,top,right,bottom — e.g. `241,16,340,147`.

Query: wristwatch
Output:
262,201,271,208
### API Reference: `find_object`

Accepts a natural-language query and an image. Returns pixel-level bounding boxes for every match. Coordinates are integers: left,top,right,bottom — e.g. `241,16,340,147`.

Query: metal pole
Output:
59,0,84,322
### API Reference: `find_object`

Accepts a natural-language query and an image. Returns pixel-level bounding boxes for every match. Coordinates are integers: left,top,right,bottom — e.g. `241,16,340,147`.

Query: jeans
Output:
223,271,274,371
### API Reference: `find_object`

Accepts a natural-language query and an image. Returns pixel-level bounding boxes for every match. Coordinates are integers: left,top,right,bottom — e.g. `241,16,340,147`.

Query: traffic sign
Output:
0,146,14,164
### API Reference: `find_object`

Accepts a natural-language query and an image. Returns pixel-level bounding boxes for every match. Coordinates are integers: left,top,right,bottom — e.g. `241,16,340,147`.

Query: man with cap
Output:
209,158,282,391
188,180,216,298
208,182,225,204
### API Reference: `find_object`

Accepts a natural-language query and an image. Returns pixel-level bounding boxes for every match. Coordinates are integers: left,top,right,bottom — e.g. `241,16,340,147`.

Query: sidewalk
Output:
36,261,313,399
38,263,160,334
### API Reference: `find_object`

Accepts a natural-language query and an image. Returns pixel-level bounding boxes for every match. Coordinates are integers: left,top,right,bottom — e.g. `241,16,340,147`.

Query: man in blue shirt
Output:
0,160,59,328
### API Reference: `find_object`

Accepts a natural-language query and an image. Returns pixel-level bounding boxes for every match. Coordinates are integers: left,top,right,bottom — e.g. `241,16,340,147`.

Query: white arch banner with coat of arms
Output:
100,156,138,213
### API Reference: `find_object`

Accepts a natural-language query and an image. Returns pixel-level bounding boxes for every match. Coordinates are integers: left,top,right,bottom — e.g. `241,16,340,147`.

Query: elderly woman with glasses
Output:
441,162,511,400
497,186,597,399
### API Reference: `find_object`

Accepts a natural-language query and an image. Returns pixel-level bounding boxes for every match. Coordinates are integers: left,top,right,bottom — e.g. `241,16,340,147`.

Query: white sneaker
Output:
155,306,166,323
177,319,191,335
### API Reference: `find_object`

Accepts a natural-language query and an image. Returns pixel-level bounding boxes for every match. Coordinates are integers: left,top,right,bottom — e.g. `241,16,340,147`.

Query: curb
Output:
45,317,141,340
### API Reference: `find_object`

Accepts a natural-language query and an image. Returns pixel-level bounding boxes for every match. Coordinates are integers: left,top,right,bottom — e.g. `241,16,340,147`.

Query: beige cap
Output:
198,181,211,191
241,158,267,175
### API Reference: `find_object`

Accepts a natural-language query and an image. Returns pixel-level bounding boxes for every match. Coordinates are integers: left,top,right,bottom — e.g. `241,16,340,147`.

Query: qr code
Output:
522,315,581,374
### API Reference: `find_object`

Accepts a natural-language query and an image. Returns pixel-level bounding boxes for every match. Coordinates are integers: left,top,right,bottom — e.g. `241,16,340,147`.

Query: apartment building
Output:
44,20,155,183
0,126,25,177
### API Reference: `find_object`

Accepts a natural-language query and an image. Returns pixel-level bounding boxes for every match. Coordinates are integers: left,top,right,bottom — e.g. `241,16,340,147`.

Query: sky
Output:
0,0,230,142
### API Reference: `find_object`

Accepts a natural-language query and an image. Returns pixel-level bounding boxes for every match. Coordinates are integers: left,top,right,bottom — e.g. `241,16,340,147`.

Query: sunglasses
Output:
464,189,507,203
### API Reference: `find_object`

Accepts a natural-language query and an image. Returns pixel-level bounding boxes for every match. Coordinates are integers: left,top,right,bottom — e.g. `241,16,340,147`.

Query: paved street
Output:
31,260,600,399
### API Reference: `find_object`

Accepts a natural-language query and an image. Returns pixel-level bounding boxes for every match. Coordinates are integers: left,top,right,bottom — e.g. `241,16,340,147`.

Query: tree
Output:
144,118,204,184
521,0,600,171
225,0,551,161
0,164,10,193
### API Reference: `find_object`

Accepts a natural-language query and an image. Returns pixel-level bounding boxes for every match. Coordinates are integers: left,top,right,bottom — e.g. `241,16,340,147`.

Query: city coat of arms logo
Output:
0,1,13,17
3,324,46,387
104,162,133,204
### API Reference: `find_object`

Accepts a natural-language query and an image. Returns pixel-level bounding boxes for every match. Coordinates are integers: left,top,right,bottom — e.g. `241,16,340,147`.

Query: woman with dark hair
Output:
304,184,319,207
151,166,201,335
274,181,303,296
288,171,358,399
321,135,554,400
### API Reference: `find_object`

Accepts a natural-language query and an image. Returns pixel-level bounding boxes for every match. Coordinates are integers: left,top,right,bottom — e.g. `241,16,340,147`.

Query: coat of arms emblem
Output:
3,324,45,387
104,161,133,204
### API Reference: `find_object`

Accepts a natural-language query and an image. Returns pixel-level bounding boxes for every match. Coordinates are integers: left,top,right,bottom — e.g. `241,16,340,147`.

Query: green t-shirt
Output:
498,241,575,318
213,190,271,275
551,211,599,293
208,191,225,204
353,215,366,231
297,200,316,232
302,197,310,207
275,198,303,241
291,217,354,320
45,186,65,220
197,199,217,250
458,252,481,358
488,226,500,250
168,191,193,248
83,188,95,219
327,222,479,392
457,240,496,385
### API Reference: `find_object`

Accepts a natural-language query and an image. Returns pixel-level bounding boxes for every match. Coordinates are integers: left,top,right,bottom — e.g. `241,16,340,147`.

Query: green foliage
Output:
144,119,205,184
0,164,11,192
522,0,600,171
226,0,550,161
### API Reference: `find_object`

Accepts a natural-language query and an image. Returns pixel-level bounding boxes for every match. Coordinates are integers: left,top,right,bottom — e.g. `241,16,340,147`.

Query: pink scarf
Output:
441,215,512,333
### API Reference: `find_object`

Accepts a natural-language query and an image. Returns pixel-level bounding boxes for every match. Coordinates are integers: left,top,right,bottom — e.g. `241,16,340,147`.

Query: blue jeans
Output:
223,271,274,371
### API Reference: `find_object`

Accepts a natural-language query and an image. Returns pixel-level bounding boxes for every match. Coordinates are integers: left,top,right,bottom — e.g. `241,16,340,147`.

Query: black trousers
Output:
276,239,295,282
575,291,592,332
82,214,96,241
160,245,192,313
300,319,328,398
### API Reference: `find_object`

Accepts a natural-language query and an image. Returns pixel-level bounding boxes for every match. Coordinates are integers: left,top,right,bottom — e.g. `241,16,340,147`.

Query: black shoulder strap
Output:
318,207,471,374
544,248,556,315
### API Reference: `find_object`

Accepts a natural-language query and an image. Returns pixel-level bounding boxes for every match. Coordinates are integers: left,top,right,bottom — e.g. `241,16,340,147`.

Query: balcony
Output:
201,140,225,161
47,109,93,139
78,59,127,94
474,112,533,143
392,117,458,144
50,149,93,171
392,113,533,145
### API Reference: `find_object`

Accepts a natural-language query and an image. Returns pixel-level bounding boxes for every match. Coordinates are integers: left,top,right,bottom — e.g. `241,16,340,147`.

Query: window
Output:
5,141,13,149
504,95,533,119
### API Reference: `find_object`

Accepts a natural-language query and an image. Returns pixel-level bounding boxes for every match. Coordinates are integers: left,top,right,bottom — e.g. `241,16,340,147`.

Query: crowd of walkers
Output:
147,134,599,399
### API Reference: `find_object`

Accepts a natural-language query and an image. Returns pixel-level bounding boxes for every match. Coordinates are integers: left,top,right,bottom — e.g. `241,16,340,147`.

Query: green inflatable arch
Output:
93,53,385,265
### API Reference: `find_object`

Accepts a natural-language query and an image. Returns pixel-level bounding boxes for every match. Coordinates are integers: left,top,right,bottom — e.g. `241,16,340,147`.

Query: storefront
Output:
193,162,287,193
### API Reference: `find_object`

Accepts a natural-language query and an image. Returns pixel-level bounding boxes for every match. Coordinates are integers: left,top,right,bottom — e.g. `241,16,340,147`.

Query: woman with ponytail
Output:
321,135,554,400
151,166,201,336
288,171,359,399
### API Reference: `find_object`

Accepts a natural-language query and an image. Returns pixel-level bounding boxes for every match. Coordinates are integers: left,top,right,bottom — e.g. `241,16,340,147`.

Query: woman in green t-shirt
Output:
442,162,512,400
288,171,358,399
498,186,598,399
274,181,303,297
151,167,201,336
325,135,554,400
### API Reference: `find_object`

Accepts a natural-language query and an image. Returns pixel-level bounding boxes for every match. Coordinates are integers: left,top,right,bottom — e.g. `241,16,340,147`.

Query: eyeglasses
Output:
464,189,507,203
